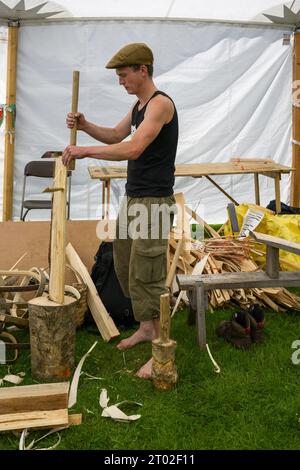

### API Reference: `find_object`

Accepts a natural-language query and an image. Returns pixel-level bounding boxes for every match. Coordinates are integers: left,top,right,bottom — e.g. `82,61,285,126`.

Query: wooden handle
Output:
159,293,171,342
68,70,80,170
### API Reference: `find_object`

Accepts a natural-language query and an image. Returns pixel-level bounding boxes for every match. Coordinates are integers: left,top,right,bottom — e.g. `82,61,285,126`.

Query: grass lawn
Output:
1,296,300,450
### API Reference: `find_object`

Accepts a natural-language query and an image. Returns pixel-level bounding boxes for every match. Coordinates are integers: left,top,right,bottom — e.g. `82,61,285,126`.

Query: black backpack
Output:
266,200,300,214
90,242,136,330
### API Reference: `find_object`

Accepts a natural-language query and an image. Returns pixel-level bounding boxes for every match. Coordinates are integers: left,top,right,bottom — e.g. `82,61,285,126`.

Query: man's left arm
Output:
62,96,174,166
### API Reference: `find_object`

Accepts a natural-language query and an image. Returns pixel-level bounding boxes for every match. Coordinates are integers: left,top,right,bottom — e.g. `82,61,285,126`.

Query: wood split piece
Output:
66,243,119,341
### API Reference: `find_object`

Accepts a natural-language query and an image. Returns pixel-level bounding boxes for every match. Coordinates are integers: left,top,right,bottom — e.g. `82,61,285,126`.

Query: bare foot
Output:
116,321,156,351
136,358,153,379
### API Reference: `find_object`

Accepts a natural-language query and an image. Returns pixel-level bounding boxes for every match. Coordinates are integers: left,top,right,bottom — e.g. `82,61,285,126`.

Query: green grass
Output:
1,299,300,450
191,223,222,239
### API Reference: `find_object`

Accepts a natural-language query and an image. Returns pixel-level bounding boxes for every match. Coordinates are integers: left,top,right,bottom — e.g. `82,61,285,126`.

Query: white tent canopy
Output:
0,0,297,23
0,1,296,222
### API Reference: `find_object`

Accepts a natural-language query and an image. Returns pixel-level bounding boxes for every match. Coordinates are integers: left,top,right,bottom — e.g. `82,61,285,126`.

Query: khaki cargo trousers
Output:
113,195,176,322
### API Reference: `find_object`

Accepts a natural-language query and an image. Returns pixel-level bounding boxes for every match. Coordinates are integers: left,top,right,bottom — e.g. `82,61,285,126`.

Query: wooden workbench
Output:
88,161,292,219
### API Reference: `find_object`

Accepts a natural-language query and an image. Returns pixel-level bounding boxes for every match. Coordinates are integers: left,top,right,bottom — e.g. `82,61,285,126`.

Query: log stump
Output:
152,339,178,391
28,295,77,382
152,293,178,391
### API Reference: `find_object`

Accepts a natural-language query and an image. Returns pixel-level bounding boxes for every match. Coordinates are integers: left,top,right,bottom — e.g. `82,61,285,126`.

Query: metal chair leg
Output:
22,209,30,221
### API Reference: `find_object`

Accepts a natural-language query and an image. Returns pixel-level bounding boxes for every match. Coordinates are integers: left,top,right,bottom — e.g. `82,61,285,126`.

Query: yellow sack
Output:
223,203,300,271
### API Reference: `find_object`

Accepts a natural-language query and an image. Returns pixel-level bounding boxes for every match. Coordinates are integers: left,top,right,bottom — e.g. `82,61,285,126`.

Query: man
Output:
63,43,178,379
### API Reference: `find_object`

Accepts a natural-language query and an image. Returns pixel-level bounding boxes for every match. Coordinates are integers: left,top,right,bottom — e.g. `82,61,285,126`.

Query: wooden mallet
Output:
152,293,178,391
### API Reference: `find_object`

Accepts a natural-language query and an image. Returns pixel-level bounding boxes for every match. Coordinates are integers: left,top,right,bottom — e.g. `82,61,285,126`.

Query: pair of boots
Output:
216,304,265,349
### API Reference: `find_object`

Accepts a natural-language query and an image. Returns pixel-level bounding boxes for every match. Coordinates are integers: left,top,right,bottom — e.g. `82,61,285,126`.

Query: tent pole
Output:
2,21,19,221
291,32,300,208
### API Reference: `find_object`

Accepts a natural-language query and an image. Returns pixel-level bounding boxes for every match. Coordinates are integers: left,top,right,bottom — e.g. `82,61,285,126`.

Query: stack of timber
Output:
169,213,300,313
0,382,81,432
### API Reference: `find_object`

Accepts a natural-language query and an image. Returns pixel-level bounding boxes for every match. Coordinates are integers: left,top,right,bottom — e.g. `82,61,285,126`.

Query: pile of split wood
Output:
169,199,300,313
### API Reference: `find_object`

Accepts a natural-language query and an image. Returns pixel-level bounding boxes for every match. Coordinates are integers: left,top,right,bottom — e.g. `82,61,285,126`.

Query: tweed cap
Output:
106,43,153,69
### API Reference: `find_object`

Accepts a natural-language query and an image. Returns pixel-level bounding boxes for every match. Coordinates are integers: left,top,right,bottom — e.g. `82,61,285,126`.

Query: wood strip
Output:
166,239,184,290
66,243,119,341
205,175,239,205
68,413,82,426
0,409,68,432
250,231,300,255
185,205,220,238
177,271,300,290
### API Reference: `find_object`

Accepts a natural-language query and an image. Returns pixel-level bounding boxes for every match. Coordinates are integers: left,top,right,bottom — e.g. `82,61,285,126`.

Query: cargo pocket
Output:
135,246,167,284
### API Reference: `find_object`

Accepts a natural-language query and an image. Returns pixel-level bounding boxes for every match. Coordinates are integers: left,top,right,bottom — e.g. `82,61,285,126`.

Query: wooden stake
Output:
47,71,80,303
152,293,178,391
69,71,80,171
291,32,300,207
48,158,67,304
2,23,18,221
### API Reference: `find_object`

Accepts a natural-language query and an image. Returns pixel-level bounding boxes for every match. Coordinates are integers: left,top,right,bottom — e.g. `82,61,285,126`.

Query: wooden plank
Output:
89,162,292,179
177,271,300,290
68,413,82,426
0,220,99,273
0,383,69,415
291,32,300,207
250,231,300,255
2,25,18,221
231,158,274,164
66,242,119,341
174,193,191,245
0,409,68,432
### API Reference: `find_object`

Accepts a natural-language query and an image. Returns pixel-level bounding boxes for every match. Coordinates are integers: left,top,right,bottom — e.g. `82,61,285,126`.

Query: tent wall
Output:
0,20,293,223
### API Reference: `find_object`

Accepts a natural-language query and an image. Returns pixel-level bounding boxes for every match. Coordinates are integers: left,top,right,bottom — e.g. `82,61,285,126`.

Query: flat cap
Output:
106,43,153,69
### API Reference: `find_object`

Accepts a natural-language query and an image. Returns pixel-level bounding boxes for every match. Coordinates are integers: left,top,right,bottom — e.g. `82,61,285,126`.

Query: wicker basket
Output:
66,265,88,328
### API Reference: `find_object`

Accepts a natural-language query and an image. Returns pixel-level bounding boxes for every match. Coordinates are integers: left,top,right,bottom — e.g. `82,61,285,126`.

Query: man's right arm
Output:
66,110,132,144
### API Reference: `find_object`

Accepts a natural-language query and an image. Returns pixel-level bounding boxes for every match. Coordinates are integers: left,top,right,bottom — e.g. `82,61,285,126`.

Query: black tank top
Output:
125,90,178,197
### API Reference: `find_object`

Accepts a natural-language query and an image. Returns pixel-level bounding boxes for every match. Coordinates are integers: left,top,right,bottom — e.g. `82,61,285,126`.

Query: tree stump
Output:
28,295,77,382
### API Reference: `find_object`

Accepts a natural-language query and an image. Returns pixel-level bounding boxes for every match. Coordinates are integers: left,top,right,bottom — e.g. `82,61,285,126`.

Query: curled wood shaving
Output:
206,344,221,374
19,426,68,451
68,341,98,408
99,389,142,422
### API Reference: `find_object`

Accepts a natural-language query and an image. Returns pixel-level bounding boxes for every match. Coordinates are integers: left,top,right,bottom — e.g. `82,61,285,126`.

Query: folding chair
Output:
20,160,72,221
